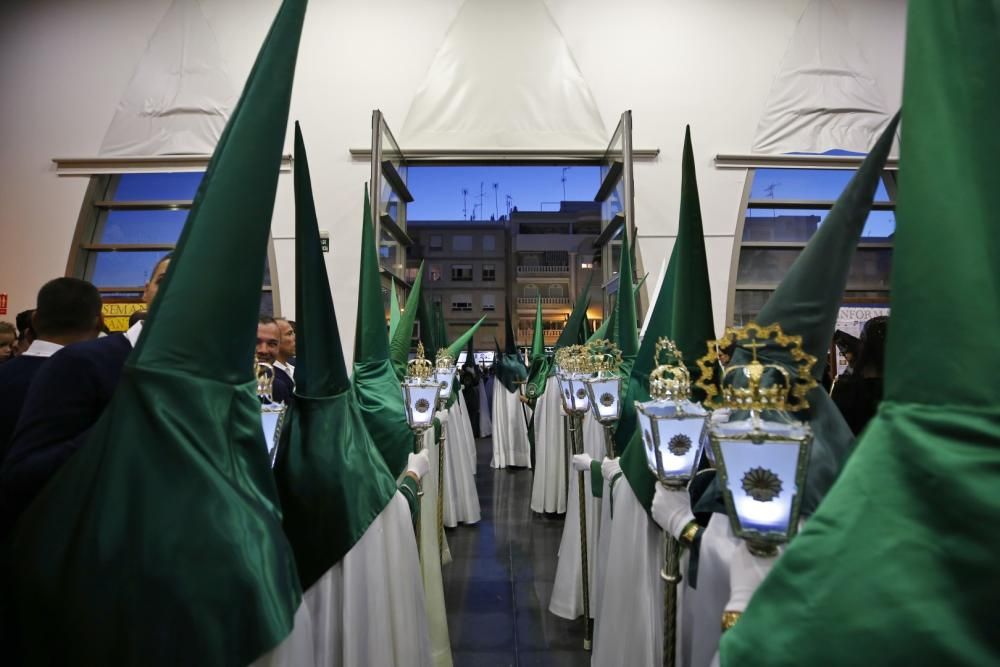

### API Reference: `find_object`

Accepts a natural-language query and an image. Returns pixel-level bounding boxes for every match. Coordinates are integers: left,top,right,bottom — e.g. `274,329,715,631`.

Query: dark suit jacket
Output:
271,365,294,405
0,356,47,459
0,334,132,537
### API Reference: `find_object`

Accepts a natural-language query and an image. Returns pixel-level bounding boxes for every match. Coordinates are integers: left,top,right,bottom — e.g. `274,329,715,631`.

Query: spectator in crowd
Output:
256,315,293,404
13,310,35,357
0,322,14,363
0,279,102,455
274,317,296,380
0,254,170,536
832,316,889,435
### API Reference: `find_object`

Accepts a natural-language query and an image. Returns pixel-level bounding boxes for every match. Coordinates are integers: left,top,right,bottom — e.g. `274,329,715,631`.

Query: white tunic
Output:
491,385,531,468
250,493,432,666
548,411,605,619
442,400,481,527
476,380,493,438
530,377,567,514
591,475,665,667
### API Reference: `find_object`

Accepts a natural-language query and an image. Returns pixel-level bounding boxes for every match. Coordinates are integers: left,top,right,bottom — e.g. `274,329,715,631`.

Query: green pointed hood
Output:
464,329,476,367
723,4,1000,664
618,125,716,506
434,300,449,351
447,315,486,360
274,124,397,590
388,279,401,340
554,273,594,350
496,302,527,393
354,188,390,364
589,272,645,344
615,228,640,363
417,291,438,356
389,262,425,380
729,112,899,514
9,2,307,664
351,190,413,477
531,297,544,359
525,296,551,399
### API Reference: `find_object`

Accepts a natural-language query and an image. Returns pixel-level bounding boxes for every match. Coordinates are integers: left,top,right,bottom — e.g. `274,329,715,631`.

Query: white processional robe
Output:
476,380,492,438
456,392,478,477
442,400,481,527
251,493,432,666
591,474,666,667
530,377,567,514
549,411,605,619
491,385,531,468
422,427,454,666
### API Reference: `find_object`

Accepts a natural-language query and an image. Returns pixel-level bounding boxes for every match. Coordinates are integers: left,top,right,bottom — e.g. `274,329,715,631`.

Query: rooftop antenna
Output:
505,194,513,219
763,182,780,217
561,167,569,201
493,182,499,219
462,188,469,220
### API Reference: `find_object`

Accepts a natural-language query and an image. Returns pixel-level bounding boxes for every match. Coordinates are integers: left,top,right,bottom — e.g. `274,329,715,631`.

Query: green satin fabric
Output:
496,353,527,395
523,355,551,401
11,372,300,666
390,263,425,381
722,403,1000,665
352,358,413,478
273,390,396,590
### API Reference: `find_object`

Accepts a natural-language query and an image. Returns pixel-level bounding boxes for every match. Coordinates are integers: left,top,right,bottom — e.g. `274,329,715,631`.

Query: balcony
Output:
516,265,569,276
516,297,571,308
517,329,561,345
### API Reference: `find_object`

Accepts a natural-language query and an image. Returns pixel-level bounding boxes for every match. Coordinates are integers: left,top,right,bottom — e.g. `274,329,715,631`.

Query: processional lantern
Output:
696,322,816,558
256,360,286,466
635,338,709,489
402,342,440,441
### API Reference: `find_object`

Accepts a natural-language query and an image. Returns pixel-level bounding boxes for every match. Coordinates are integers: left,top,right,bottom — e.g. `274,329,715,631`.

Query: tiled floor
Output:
442,437,590,667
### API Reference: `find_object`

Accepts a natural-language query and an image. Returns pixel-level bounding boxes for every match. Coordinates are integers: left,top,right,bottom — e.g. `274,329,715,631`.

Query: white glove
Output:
725,543,776,614
651,483,695,538
572,453,594,472
406,451,431,481
600,457,622,482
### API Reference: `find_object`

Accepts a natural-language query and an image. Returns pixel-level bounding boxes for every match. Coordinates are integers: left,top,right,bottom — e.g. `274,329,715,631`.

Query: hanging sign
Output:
102,301,146,332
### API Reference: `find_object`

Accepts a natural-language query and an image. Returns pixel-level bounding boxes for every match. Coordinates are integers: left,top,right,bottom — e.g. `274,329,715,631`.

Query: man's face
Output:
142,258,171,305
256,322,281,364
276,319,295,360
0,332,14,361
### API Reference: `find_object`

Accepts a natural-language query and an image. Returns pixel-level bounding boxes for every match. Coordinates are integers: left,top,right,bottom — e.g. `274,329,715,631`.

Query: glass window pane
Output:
737,248,891,290
96,209,189,244
750,169,891,201
744,209,895,241
89,250,171,287
112,172,204,201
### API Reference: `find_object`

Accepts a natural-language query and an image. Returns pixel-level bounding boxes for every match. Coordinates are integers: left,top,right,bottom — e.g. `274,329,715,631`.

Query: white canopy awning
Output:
99,0,237,157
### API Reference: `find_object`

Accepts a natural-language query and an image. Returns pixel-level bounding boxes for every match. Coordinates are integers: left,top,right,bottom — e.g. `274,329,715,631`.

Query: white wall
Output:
0,0,906,354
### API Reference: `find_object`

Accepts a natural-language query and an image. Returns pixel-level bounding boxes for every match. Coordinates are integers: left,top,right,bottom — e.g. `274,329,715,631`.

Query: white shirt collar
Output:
21,339,64,358
274,360,295,378
124,320,145,348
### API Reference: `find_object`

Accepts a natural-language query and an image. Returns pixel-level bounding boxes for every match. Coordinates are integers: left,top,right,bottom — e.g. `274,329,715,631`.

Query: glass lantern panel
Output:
586,376,621,422
261,410,283,458
403,382,440,429
637,401,707,481
434,368,456,401
717,438,802,535
569,376,590,413
558,375,574,414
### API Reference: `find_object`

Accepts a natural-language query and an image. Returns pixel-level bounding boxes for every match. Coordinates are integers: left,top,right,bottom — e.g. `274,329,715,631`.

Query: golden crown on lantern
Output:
586,338,623,374
696,322,817,412
647,337,691,401
407,342,435,379
555,344,593,375
434,348,454,369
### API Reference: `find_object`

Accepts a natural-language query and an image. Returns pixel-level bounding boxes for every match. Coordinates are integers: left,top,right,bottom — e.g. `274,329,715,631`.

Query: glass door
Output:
592,111,635,315
370,110,415,310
